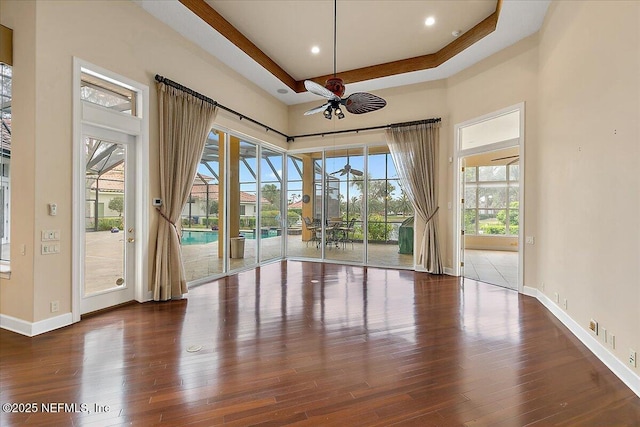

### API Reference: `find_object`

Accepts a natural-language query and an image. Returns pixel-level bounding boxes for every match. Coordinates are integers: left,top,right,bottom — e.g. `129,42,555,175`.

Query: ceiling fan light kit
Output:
304,0,387,120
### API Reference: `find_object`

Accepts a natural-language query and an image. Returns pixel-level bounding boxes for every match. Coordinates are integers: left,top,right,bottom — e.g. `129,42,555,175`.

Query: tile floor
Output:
463,249,519,290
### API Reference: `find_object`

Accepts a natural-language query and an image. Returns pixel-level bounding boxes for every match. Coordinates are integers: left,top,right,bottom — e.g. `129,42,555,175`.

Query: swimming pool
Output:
181,229,279,245
181,230,219,245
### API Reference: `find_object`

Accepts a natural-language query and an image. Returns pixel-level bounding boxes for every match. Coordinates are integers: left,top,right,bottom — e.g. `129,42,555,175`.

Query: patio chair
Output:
303,217,320,248
340,218,356,249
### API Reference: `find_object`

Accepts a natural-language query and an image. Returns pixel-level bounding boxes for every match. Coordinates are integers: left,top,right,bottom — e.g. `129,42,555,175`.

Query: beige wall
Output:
0,0,37,322
1,0,638,377
536,1,639,373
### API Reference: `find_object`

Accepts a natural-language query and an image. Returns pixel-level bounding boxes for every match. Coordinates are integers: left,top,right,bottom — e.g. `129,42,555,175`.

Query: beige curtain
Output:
153,82,217,301
386,121,443,274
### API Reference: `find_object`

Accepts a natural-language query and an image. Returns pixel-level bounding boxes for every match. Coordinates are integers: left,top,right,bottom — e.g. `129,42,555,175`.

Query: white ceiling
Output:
135,0,550,105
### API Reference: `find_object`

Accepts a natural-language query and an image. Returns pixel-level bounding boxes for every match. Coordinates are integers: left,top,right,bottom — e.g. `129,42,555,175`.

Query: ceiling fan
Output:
304,0,387,120
331,162,363,177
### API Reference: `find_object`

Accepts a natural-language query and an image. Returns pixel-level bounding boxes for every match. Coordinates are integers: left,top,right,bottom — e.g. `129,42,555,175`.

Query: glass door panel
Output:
231,138,257,269
259,148,283,262
324,148,364,264
82,126,135,314
182,129,223,281
366,148,413,268
286,153,322,259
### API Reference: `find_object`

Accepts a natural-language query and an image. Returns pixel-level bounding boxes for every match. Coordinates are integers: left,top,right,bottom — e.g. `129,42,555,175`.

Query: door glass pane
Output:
325,148,363,264
286,153,321,259
233,139,257,268
84,137,126,295
260,148,283,262
182,129,222,281
367,148,413,268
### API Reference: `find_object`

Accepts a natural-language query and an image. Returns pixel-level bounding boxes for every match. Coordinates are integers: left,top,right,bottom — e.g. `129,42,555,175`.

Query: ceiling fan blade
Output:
343,92,387,114
304,103,330,116
491,155,519,161
350,169,364,176
330,169,342,175
340,170,347,176
304,80,340,101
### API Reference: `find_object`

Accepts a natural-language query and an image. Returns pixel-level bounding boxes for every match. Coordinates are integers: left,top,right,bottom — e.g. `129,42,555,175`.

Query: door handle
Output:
127,238,135,243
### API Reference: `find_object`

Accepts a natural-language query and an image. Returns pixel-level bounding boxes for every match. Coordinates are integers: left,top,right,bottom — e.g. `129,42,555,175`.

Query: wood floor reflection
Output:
1,261,638,426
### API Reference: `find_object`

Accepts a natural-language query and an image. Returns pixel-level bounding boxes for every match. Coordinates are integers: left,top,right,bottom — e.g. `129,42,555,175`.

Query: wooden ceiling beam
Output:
179,0,298,91
180,0,502,94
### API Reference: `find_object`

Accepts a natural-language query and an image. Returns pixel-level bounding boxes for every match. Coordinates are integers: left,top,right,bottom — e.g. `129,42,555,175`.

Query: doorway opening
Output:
454,104,524,291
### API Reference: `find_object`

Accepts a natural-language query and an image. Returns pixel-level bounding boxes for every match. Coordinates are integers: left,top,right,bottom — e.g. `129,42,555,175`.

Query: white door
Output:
81,124,136,314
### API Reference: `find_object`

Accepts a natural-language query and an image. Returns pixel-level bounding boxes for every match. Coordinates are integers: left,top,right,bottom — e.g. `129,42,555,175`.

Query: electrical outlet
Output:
562,298,568,310
589,319,598,335
609,334,615,350
50,300,59,313
630,350,637,368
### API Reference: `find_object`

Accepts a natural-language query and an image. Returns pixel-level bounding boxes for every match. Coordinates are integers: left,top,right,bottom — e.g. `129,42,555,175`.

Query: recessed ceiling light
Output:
311,46,320,54
425,16,435,26
277,88,288,94
452,30,461,37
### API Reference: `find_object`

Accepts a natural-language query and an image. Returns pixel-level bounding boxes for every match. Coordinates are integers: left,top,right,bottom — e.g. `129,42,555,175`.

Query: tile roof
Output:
90,167,267,204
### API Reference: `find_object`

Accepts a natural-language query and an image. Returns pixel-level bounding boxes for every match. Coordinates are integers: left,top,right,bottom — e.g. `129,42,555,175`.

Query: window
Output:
1,63,11,262
81,71,137,115
464,164,519,236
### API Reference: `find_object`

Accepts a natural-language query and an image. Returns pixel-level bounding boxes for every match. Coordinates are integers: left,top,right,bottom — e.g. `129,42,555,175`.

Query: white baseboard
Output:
444,267,455,276
1,312,73,337
531,288,640,398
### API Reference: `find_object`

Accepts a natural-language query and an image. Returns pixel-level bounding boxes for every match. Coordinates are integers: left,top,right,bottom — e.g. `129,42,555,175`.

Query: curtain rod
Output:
155,74,290,140
288,118,442,142
154,74,440,143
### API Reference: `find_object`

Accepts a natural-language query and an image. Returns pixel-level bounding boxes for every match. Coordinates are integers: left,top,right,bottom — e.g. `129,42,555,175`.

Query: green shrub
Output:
240,216,256,229
261,210,280,227
368,214,393,242
480,224,506,235
480,223,518,235
497,201,519,226
202,217,218,227
287,211,300,226
98,217,123,231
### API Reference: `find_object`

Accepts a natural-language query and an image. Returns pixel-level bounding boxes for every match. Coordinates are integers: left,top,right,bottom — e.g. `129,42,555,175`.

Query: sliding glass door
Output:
182,130,286,283
286,152,322,260
366,148,414,268
324,148,364,264
286,146,413,269
259,147,284,262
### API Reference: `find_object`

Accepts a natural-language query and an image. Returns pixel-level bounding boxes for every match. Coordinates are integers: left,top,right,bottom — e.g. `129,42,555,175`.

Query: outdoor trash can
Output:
230,236,245,258
398,216,414,255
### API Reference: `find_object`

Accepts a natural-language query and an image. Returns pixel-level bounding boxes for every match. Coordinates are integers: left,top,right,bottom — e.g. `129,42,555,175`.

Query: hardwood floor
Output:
1,261,638,426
